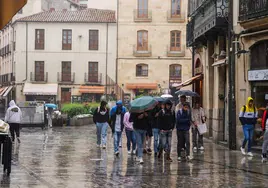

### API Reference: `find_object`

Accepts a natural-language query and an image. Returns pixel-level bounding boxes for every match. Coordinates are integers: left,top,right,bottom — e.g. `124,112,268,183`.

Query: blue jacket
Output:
176,109,191,131
110,100,126,116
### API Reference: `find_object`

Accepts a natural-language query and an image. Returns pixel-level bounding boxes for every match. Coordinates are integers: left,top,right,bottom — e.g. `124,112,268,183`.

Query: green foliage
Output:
61,102,100,118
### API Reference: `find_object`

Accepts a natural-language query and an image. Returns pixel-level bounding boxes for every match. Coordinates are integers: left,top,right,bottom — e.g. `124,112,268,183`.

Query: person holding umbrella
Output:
157,99,175,162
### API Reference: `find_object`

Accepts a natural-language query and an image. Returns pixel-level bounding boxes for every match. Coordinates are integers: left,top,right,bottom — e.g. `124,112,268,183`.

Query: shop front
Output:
193,58,203,105
125,83,158,98
79,85,104,103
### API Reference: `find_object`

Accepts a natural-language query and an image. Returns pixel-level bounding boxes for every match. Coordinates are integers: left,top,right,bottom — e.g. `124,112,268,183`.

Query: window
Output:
89,30,99,50
88,62,98,82
137,30,148,51
171,0,181,17
35,61,44,81
35,29,45,50
136,64,148,77
138,0,148,18
170,30,181,51
62,62,71,82
169,64,181,79
62,30,72,50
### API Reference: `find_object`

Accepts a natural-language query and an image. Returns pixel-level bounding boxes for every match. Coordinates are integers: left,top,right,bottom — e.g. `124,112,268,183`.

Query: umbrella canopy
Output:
154,97,165,102
45,103,58,109
175,90,200,97
161,94,173,98
130,96,158,113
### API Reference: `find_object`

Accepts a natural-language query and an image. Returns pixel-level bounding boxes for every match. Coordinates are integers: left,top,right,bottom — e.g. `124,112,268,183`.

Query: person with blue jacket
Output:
176,103,193,161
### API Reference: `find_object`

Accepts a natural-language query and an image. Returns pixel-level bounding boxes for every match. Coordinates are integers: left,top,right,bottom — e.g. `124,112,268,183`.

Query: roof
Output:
16,8,116,23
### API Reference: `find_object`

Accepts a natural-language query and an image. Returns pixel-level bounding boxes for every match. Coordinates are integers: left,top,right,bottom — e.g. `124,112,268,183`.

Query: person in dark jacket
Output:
158,100,175,162
110,106,125,156
152,102,162,156
93,100,109,149
176,103,192,161
130,111,149,164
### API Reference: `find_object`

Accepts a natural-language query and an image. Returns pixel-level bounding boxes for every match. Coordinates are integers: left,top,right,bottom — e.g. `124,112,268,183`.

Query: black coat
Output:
151,107,161,129
110,112,125,133
130,112,149,131
93,107,109,124
158,109,175,131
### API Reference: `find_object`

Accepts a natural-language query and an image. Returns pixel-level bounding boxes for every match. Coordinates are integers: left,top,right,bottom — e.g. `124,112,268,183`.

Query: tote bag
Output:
197,123,207,135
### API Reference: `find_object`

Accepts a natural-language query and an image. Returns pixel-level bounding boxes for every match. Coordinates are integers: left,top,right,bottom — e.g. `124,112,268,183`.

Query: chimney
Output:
49,8,55,12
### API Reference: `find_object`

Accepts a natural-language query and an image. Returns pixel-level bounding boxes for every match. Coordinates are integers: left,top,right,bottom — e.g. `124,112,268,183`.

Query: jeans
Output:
192,127,203,148
242,124,254,152
159,130,172,153
152,128,160,153
9,123,20,141
114,131,122,153
177,130,190,157
125,129,136,151
262,131,268,155
134,129,147,158
96,122,108,145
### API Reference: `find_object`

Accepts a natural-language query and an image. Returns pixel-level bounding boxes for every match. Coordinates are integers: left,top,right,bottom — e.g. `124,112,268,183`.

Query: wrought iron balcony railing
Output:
84,73,102,84
57,72,75,83
239,0,268,21
30,72,48,82
0,73,15,85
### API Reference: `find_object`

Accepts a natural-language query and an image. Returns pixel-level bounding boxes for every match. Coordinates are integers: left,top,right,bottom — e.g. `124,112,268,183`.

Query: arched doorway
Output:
194,58,203,106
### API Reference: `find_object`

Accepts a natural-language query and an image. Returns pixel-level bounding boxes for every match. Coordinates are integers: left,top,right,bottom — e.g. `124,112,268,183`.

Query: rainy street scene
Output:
1,0,268,187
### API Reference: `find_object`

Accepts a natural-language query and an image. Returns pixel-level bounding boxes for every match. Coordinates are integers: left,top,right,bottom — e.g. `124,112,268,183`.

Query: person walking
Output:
130,111,149,164
192,101,206,152
123,110,136,155
261,107,268,162
5,100,22,143
93,100,109,149
152,102,162,157
175,95,191,114
110,105,125,156
157,100,175,162
47,107,54,128
176,103,192,161
239,97,258,157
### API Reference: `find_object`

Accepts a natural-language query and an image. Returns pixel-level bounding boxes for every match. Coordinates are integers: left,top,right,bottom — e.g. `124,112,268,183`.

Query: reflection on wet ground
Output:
0,125,268,187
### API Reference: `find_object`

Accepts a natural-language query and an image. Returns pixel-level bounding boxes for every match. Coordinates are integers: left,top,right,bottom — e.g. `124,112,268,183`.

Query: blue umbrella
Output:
45,103,57,109
175,90,200,97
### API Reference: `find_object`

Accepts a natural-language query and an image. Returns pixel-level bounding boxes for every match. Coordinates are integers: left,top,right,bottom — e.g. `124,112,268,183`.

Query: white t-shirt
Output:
115,114,121,132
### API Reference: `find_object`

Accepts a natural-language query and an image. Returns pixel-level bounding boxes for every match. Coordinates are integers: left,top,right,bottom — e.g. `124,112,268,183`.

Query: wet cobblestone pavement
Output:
1,125,268,187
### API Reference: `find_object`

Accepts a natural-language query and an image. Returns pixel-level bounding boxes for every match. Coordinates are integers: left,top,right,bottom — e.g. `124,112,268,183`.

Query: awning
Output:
79,86,105,94
212,58,228,67
174,74,203,89
2,86,13,97
23,83,58,95
126,83,158,90
0,87,8,96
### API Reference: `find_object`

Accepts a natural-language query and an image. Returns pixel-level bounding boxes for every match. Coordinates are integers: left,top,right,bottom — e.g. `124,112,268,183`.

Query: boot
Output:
158,149,163,159
166,153,173,162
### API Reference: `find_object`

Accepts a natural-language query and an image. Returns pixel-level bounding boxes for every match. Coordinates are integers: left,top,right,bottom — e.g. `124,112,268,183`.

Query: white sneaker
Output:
199,146,204,150
96,144,101,148
128,150,131,155
247,152,253,157
135,157,140,162
177,157,182,161
187,156,193,161
102,145,106,149
115,151,119,156
139,158,144,164
262,156,267,163
240,147,246,155
193,147,197,152
132,150,136,155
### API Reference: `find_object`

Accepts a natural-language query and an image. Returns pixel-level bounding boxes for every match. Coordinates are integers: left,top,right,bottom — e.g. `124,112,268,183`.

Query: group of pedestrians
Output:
93,96,206,164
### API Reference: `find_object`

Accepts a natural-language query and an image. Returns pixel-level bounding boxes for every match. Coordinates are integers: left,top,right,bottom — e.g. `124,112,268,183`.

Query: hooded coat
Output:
110,100,126,117
5,100,22,124
239,97,258,125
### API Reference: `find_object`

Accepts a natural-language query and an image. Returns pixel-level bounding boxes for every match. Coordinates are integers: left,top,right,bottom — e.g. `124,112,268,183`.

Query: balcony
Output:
133,9,152,22
167,10,185,23
30,72,48,83
84,73,102,85
0,44,11,57
57,72,75,84
167,45,186,57
0,73,15,85
186,0,228,46
133,45,152,57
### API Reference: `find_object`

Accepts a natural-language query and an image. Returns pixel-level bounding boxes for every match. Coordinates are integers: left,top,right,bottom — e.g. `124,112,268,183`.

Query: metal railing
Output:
84,73,102,84
133,9,152,22
0,73,15,85
57,72,75,83
30,72,48,82
239,0,268,21
136,69,148,77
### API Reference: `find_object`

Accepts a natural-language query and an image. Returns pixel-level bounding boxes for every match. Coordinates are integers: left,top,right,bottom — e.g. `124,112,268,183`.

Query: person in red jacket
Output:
261,108,268,162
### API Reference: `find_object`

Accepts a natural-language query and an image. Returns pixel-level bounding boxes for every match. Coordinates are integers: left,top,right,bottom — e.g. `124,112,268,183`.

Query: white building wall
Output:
87,0,117,11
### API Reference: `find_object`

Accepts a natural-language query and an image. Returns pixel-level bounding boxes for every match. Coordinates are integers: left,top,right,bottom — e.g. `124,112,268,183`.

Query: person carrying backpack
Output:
261,107,268,162
239,97,258,157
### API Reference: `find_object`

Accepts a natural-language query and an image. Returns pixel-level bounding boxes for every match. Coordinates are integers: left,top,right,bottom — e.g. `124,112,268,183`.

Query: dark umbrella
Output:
130,96,158,113
175,90,200,97
154,97,165,103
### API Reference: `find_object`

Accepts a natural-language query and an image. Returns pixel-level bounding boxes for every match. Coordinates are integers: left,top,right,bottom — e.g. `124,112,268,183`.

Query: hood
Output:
9,100,16,107
116,100,122,105
247,97,254,105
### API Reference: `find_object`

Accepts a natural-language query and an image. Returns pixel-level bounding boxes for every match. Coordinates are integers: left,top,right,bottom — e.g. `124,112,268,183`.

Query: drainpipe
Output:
192,45,195,107
105,23,109,99
22,22,28,82
115,0,119,85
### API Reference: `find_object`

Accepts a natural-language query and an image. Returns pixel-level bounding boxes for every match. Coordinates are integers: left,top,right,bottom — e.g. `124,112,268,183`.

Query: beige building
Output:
10,9,116,105
117,0,192,98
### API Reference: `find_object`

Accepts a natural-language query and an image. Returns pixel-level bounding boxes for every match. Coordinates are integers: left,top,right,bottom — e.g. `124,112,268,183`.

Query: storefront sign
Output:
248,69,268,81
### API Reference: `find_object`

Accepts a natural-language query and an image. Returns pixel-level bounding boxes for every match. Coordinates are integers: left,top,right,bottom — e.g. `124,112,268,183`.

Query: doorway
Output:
61,88,71,104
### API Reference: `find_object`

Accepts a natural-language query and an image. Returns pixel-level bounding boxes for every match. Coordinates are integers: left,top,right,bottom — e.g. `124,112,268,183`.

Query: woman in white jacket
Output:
5,100,22,143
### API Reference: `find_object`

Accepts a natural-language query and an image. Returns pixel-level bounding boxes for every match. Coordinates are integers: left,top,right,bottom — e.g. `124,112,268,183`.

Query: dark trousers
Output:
9,123,20,141
177,130,190,157
192,128,203,148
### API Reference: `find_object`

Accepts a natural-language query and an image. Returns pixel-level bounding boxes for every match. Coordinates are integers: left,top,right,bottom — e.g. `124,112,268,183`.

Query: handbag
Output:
197,123,207,135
